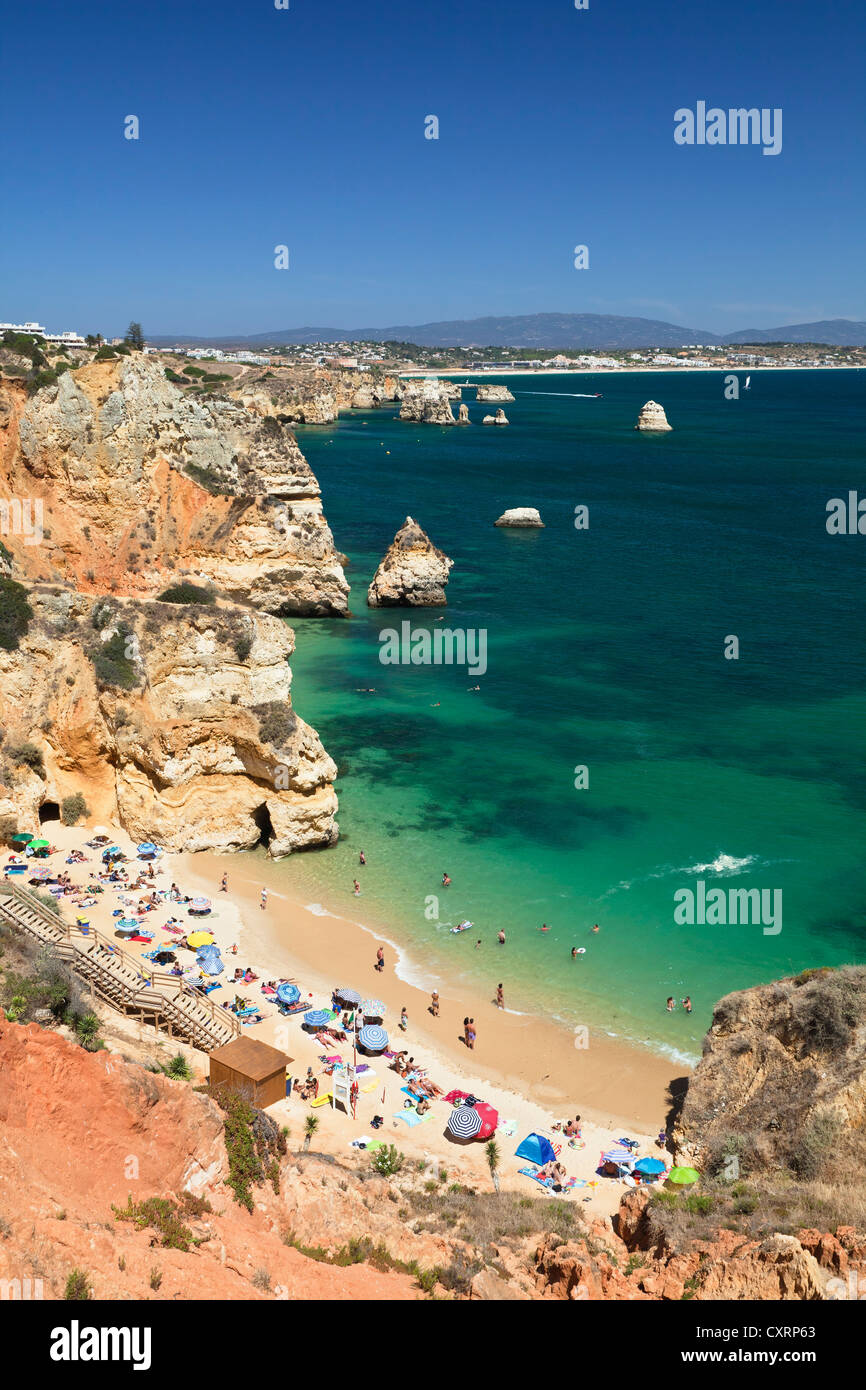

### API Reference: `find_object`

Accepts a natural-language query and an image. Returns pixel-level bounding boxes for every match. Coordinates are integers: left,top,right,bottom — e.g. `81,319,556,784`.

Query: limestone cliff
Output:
398,380,457,425
475,383,515,402
0,586,337,856
367,517,453,607
0,356,349,616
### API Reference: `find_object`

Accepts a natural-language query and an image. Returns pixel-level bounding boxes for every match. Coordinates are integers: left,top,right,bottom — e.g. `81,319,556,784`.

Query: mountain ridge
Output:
147,314,866,351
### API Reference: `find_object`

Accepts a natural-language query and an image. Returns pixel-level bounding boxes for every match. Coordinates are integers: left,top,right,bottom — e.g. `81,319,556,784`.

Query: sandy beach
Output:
7,822,686,1217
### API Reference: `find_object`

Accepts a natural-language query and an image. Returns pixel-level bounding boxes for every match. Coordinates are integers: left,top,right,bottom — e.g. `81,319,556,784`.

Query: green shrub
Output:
90,628,138,690
371,1144,405,1178
61,792,90,826
253,701,297,749
0,577,33,651
113,1195,196,1251
64,1268,93,1300
156,582,215,605
233,633,253,662
211,1086,287,1212
5,739,44,778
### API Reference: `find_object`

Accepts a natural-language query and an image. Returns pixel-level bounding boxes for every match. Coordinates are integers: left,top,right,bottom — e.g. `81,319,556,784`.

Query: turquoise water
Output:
276,370,866,1063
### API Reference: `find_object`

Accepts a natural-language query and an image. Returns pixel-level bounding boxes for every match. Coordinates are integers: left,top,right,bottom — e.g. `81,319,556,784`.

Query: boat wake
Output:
518,391,601,398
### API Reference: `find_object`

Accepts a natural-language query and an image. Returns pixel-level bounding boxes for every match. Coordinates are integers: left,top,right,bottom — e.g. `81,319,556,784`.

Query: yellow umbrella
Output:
187,931,215,948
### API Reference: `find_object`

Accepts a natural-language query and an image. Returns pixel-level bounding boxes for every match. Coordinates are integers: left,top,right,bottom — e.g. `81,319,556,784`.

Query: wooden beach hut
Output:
208,1036,292,1109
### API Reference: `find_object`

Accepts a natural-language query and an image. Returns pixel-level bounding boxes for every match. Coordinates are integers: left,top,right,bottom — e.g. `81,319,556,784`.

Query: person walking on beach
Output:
462,1016,469,1046
467,1018,476,1050
497,929,506,945
496,982,504,1009
375,946,385,973
399,1005,408,1031
430,990,440,1018
220,873,228,892
260,887,268,911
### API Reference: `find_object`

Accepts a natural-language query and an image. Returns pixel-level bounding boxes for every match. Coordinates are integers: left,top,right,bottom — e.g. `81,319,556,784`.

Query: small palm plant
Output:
486,1138,501,1194
303,1114,319,1153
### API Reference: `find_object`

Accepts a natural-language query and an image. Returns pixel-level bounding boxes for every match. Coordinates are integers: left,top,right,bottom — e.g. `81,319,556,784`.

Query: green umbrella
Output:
668,1166,700,1185
11,833,33,843
30,839,50,850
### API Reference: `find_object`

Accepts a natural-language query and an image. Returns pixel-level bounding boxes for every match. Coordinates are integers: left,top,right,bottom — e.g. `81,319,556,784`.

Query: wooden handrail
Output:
0,880,240,1040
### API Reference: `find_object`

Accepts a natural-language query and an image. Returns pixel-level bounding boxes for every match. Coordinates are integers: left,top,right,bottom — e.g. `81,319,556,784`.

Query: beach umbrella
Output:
277,982,301,1006
634,1157,667,1176
357,1025,388,1052
188,897,212,915
603,1147,634,1166
515,1133,556,1167
668,1166,700,1186
28,866,51,880
116,918,140,931
196,952,224,977
361,998,386,1018
303,1009,332,1030
137,842,159,858
335,987,361,1006
11,832,33,844
447,1107,483,1140
474,1102,499,1138
187,930,214,948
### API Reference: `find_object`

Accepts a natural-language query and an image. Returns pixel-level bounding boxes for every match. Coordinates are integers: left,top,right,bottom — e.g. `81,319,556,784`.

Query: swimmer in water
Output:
591,924,600,933
359,850,366,865
538,923,550,932
571,947,578,959
353,879,361,896
442,873,451,887
682,995,692,1013
666,996,675,1012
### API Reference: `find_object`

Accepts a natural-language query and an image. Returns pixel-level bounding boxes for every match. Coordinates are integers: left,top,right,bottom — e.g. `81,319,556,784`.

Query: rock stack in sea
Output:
367,516,454,607
398,380,457,425
482,409,509,425
457,403,470,424
635,400,672,431
475,383,515,402
494,507,544,528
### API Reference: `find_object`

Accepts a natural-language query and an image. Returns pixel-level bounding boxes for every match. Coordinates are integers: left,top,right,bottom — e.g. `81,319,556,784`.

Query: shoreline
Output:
399,364,862,378
14,822,686,1216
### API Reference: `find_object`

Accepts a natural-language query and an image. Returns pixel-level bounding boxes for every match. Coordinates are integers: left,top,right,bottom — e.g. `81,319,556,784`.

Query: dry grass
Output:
644,1176,866,1250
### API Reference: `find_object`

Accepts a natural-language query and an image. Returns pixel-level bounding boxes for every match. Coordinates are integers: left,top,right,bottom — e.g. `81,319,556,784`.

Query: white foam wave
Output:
686,853,757,876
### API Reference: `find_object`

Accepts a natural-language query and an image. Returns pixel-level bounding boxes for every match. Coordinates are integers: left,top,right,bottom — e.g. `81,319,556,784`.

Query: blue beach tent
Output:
515,1133,556,1167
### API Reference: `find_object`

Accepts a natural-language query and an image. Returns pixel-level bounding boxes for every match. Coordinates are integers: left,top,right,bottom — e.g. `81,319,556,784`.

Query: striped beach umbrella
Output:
116,918,140,931
277,982,301,1006
357,1025,388,1052
447,1107,483,1140
188,897,212,915
303,1009,332,1029
335,987,361,1006
361,998,386,1018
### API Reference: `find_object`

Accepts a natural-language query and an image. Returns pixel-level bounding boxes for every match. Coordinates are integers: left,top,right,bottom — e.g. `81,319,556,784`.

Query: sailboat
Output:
744,375,751,390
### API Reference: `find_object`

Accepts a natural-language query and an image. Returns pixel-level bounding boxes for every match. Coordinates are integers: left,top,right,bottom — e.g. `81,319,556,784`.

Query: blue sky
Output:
2,0,864,338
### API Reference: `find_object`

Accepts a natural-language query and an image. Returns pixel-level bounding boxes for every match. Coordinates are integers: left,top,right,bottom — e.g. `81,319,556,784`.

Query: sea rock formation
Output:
457,403,470,424
398,380,457,426
634,400,672,431
475,383,515,402
0,586,338,856
367,517,453,607
0,356,349,616
482,409,509,425
494,508,544,528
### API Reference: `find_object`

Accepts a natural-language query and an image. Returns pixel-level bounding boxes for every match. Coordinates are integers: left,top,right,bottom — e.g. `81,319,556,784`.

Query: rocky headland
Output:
398,380,457,426
475,384,515,402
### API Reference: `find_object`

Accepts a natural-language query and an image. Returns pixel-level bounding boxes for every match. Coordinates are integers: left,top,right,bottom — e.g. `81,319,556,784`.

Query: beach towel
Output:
393,1110,431,1128
500,1120,517,1137
361,1081,379,1094
519,1167,578,1192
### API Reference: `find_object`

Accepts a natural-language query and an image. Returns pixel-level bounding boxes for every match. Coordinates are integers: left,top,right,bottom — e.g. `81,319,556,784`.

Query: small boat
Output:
744,376,751,389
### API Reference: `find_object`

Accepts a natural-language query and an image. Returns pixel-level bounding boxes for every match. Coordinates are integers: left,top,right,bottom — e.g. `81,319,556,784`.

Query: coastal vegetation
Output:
0,576,34,651
60,792,90,826
156,582,215,605
210,1086,287,1212
112,1193,212,1251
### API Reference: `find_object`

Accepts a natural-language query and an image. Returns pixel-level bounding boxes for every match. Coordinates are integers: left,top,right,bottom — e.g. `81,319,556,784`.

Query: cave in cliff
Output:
251,802,274,850
38,800,61,824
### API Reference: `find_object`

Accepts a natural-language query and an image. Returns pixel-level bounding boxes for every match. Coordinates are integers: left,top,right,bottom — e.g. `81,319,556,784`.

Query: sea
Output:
270,368,865,1066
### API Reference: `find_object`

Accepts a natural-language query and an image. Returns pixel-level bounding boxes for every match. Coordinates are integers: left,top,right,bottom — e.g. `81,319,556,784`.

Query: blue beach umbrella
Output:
196,951,224,977
357,1025,388,1052
603,1147,634,1166
116,918,140,931
277,982,301,1006
137,842,158,858
303,1009,333,1030
447,1107,482,1139
634,1157,667,1175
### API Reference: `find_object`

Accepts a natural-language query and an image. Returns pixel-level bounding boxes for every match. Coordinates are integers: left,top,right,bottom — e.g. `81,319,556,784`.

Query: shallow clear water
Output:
273,369,866,1062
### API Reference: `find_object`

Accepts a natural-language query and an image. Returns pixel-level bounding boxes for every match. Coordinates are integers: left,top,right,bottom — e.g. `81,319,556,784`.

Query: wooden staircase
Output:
0,882,240,1052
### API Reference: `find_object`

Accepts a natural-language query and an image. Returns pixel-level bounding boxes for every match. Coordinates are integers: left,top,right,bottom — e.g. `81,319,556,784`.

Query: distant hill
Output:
722,319,866,347
148,313,866,351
